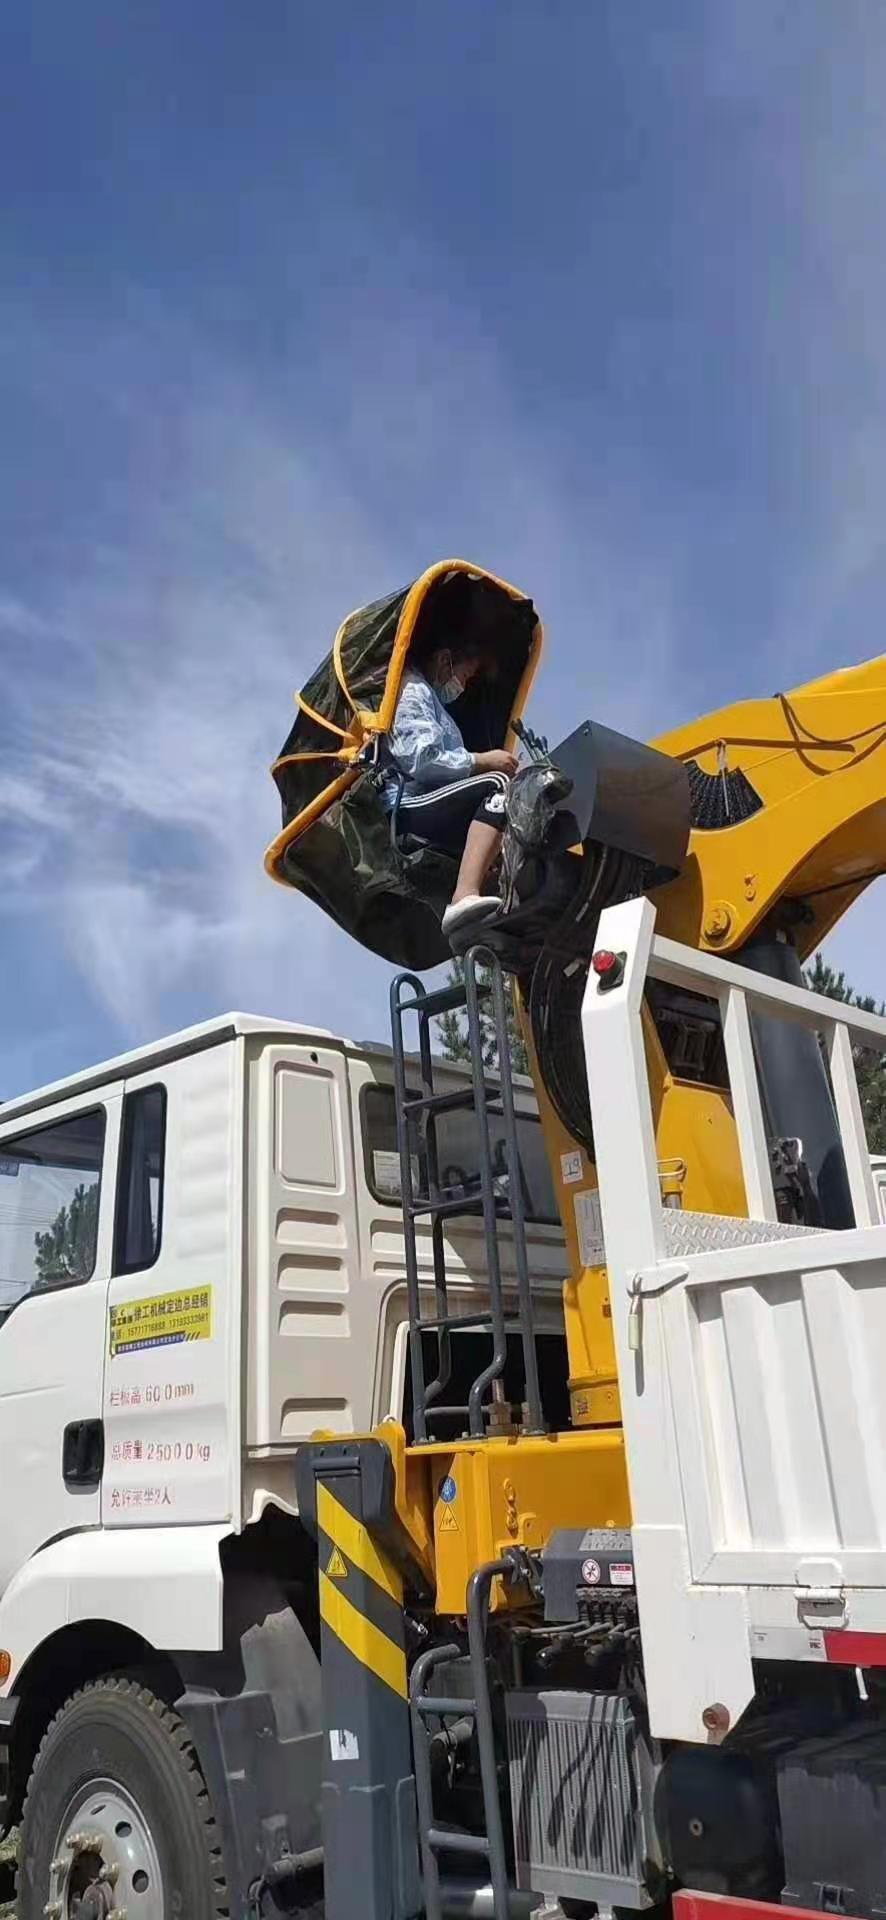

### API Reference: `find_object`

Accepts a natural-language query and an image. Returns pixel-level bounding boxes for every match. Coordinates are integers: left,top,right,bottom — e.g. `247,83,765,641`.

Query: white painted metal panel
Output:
0,1525,229,1684
247,1039,365,1447
666,1246,886,1585
583,898,886,1743
721,988,778,1220
104,1042,240,1529
828,1025,878,1225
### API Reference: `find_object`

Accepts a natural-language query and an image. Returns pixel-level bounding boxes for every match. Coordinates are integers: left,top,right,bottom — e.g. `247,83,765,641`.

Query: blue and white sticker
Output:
439,1475,457,1504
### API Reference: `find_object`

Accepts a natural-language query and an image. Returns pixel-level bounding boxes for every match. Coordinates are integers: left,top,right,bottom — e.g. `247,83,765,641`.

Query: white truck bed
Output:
583,898,886,1743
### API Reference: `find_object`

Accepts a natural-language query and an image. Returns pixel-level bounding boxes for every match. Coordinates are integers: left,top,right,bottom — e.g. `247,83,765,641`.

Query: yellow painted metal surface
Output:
653,655,886,960
415,1429,630,1615
373,654,886,1620
533,992,748,1436
519,1010,621,1427
317,1482,403,1603
318,1571,408,1697
374,1416,436,1586
645,1012,747,1220
316,1474,408,1697
532,652,886,1453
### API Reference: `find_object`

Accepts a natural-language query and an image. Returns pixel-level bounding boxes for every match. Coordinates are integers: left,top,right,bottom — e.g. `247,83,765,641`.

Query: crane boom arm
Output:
653,654,886,958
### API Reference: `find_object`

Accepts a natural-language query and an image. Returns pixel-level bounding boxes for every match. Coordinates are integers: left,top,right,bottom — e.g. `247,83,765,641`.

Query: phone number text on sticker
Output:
110,1287,213,1358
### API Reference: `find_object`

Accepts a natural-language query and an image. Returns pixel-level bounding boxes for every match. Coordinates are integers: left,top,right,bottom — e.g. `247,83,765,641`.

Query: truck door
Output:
0,1087,121,1595
103,1053,238,1529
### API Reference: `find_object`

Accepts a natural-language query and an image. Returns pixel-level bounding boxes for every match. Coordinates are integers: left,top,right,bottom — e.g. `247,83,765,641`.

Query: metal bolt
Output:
702,1701,731,1734
704,903,732,942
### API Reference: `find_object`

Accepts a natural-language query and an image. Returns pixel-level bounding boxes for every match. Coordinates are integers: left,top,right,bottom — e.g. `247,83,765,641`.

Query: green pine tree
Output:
34,1181,99,1285
804,953,886,1153
437,957,529,1075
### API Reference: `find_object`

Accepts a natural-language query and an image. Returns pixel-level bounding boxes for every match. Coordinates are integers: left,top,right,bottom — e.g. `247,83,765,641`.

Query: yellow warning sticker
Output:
109,1287,213,1358
438,1506,459,1533
326,1546,348,1580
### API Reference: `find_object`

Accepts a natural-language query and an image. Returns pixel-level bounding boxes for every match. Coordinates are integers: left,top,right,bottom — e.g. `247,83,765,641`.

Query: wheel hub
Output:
46,1781,164,1920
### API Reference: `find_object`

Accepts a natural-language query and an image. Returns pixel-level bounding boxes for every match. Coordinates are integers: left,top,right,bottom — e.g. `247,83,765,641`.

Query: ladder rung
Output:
419,1310,495,1332
403,1086,501,1117
410,1193,513,1222
408,1193,484,1221
427,1829,490,1859
416,1695,476,1717
396,979,484,1019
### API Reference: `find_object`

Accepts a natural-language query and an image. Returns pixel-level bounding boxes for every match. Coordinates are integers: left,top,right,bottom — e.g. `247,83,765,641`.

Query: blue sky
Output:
3,2,886,1094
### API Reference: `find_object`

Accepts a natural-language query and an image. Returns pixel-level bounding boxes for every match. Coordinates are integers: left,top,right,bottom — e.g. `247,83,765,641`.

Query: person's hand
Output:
474,749,519,776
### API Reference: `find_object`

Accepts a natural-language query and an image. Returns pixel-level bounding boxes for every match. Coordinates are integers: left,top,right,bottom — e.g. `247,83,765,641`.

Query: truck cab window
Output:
361,1083,560,1225
114,1085,166,1275
0,1107,105,1317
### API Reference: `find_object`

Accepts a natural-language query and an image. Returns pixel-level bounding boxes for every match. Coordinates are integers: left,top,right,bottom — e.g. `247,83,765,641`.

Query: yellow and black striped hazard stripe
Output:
316,1482,407,1699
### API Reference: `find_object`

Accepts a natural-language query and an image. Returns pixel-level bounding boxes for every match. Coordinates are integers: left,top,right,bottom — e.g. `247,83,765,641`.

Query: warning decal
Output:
109,1287,213,1358
325,1546,348,1580
574,1189,605,1267
438,1506,459,1533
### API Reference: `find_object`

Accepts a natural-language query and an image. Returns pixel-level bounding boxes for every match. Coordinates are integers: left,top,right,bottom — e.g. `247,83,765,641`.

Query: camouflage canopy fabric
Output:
265,562,541,970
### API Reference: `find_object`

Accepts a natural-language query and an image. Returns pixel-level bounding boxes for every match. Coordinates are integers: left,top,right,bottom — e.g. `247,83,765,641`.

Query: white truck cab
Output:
0,1011,565,1918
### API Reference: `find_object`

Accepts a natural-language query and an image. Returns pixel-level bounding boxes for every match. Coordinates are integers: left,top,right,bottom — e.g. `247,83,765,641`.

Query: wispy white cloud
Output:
0,321,390,1055
8,0,886,1092
0,293,689,1078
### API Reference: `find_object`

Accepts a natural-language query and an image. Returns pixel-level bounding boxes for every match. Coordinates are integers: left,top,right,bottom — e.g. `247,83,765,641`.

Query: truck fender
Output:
0,1524,229,1689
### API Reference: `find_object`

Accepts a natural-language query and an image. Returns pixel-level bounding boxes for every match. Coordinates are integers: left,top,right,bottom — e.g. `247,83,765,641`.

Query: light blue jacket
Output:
380,668,473,809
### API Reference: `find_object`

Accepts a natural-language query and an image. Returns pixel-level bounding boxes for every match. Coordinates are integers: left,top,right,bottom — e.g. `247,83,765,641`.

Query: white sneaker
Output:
441,895,502,935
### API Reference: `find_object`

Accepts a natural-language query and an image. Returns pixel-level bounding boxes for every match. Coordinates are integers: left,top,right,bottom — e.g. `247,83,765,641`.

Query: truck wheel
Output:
17,1675,229,1920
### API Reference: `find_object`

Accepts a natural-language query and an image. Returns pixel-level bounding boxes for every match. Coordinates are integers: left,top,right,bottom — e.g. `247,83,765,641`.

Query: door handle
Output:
63,1419,105,1490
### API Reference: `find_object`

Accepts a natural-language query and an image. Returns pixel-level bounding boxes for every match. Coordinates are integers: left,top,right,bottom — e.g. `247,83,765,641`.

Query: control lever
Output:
512,718,551,764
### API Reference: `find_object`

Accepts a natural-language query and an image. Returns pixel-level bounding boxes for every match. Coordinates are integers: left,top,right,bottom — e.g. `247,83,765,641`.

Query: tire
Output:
17,1675,229,1920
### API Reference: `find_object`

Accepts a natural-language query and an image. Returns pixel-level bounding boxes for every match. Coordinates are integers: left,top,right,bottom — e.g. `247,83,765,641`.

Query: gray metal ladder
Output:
409,1555,521,1920
389,947,544,1444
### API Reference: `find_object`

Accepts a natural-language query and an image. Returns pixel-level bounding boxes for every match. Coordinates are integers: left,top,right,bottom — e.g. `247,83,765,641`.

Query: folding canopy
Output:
265,560,542,968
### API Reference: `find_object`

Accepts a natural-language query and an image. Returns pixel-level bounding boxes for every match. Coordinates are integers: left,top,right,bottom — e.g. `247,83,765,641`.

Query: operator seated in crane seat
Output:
265,562,542,972
380,631,518,937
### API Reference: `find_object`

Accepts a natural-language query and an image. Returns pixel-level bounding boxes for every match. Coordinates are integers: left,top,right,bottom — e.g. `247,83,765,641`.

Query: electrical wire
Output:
676,695,886,772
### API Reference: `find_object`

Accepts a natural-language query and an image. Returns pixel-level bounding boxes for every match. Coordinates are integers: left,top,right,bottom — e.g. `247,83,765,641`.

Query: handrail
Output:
651,932,886,1052
648,927,883,1228
584,897,882,1267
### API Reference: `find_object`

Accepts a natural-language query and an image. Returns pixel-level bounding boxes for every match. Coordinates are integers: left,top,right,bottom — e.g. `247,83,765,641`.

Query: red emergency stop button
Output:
591,948,625,990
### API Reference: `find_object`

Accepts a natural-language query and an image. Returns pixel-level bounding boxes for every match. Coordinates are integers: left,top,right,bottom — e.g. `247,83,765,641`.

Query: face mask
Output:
436,673,464,706
433,653,465,705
